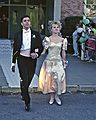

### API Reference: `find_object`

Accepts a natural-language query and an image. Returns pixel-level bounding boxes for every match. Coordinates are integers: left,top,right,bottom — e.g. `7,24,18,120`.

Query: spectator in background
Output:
86,30,96,62
72,24,83,57
0,14,8,38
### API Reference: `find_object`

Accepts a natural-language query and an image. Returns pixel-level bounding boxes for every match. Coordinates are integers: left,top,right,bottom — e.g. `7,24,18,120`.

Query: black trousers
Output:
17,55,36,105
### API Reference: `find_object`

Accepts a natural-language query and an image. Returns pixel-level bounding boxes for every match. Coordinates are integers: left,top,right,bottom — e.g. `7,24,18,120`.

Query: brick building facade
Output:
61,0,83,20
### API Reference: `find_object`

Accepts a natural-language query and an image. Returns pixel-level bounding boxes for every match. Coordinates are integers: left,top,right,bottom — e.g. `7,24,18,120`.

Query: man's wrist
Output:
35,53,38,57
12,63,15,66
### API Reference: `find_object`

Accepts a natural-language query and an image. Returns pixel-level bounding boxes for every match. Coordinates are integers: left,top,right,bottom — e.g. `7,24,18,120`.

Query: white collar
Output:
23,28,31,33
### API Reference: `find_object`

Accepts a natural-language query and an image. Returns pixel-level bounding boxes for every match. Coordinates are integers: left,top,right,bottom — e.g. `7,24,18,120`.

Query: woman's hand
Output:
62,59,68,69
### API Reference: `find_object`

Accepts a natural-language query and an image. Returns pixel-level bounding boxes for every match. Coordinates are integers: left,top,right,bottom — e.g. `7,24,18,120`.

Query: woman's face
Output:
51,24,60,34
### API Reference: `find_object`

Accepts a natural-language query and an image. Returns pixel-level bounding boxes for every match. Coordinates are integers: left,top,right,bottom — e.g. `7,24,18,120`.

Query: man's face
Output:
21,17,31,30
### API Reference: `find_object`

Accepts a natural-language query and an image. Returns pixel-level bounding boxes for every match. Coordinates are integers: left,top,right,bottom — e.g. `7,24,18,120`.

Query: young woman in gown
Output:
38,21,67,105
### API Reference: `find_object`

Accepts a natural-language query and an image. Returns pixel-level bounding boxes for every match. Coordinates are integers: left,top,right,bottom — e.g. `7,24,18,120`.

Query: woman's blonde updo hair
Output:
48,20,62,36
48,20,62,31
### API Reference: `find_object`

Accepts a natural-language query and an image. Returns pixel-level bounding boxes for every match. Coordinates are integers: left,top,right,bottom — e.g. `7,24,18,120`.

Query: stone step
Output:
0,39,20,87
0,65,8,87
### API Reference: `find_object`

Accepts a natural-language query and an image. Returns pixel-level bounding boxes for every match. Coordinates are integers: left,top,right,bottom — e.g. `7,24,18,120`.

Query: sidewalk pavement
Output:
0,54,96,94
66,54,96,92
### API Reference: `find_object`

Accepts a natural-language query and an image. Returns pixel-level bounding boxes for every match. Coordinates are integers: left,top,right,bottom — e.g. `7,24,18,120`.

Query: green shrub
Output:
61,16,83,37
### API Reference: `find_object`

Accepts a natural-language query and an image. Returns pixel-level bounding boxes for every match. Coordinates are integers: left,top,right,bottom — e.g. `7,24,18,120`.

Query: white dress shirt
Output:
20,28,31,57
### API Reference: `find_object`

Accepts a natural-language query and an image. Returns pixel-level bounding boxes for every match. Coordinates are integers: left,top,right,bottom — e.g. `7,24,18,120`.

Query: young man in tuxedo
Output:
11,15,43,111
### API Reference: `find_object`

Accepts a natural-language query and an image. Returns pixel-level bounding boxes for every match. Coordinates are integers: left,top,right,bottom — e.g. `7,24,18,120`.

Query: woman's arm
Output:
41,48,47,55
61,49,66,63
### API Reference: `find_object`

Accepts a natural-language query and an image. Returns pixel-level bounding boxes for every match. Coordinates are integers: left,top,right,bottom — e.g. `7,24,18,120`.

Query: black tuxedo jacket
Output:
12,29,43,63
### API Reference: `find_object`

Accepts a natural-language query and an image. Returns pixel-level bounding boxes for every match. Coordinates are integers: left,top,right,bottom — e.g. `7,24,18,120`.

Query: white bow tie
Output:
23,29,30,33
24,30,30,33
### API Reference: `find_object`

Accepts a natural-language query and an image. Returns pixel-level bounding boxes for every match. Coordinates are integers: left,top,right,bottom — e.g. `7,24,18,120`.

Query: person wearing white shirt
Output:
11,15,43,111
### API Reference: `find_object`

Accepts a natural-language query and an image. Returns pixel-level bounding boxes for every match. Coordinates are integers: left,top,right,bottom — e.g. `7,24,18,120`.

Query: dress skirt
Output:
38,59,66,95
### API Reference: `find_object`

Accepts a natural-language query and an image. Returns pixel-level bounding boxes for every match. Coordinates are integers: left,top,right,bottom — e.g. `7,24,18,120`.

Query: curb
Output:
67,85,96,93
0,85,96,94
0,87,38,94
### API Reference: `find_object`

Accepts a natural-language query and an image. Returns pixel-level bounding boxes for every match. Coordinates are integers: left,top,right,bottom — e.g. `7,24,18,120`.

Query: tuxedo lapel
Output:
20,31,23,47
31,30,33,50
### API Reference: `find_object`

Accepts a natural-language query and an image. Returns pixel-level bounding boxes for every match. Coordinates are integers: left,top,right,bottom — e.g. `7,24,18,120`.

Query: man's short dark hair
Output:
21,15,30,22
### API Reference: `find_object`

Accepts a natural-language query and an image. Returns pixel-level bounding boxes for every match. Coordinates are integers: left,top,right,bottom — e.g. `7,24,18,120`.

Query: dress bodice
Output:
46,42,62,61
42,36,67,61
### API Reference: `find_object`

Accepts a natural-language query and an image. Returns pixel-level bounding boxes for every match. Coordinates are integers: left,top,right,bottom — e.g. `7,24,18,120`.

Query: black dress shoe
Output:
25,104,30,111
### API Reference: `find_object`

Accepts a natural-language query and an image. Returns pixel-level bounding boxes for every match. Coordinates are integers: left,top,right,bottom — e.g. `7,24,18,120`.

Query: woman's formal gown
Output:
38,37,67,95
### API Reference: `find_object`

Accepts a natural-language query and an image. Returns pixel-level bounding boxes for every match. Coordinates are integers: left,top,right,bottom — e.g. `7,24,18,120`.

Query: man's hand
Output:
11,63,15,72
30,52,38,59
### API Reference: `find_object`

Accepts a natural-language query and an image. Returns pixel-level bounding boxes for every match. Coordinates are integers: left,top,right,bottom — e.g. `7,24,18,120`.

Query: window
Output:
13,10,18,24
27,0,46,5
0,0,8,4
10,0,26,4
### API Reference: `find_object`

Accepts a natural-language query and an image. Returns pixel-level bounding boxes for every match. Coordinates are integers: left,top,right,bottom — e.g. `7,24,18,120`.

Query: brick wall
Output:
61,0,83,20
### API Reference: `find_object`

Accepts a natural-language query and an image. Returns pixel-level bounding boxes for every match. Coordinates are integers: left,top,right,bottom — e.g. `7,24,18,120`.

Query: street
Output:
0,92,96,120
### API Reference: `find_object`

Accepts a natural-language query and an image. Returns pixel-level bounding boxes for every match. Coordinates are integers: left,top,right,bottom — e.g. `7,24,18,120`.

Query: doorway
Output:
0,6,8,39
